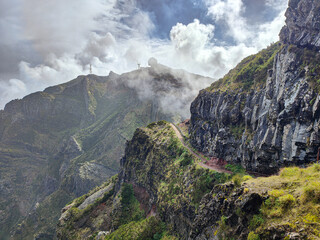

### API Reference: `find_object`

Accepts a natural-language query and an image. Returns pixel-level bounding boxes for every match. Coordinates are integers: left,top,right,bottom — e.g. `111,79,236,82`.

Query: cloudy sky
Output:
0,0,288,108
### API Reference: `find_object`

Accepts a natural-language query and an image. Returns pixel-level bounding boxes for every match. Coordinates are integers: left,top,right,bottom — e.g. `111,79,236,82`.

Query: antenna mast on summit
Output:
137,63,141,69
90,64,92,74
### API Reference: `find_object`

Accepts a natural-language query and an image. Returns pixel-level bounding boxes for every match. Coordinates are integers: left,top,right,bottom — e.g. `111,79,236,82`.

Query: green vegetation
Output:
249,215,265,230
158,164,230,210
178,151,193,167
119,183,145,225
225,164,246,174
244,164,320,239
105,217,176,240
287,45,320,93
247,232,260,240
207,43,281,93
56,179,116,239
225,164,252,187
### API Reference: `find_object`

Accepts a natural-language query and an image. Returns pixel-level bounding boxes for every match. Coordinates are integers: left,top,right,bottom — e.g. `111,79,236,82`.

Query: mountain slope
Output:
0,64,211,239
57,121,320,240
56,121,232,239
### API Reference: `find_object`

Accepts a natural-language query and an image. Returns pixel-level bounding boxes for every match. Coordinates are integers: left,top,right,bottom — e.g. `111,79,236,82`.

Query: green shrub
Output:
312,163,320,172
179,152,193,167
280,167,301,177
232,174,243,187
147,122,157,129
242,175,253,181
269,189,285,198
157,120,167,126
279,194,296,210
225,164,246,174
301,181,320,203
249,215,265,230
120,183,145,224
106,217,163,240
247,232,260,240
192,171,216,205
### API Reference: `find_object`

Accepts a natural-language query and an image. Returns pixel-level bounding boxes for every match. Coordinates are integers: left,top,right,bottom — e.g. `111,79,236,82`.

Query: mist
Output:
0,0,288,109
113,59,214,118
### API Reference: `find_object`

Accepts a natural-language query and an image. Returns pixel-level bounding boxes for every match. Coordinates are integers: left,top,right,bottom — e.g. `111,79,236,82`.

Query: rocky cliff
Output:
280,0,320,48
0,65,210,239
189,0,320,174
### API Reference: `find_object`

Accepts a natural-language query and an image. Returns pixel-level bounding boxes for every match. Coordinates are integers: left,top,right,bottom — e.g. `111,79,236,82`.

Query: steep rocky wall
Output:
190,44,320,174
280,0,320,48
190,0,320,174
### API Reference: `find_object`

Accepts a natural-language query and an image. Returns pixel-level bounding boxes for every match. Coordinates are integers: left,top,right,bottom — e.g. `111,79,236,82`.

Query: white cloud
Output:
206,0,252,43
170,19,214,53
255,9,286,48
168,19,257,77
21,0,111,57
0,79,27,108
205,0,286,46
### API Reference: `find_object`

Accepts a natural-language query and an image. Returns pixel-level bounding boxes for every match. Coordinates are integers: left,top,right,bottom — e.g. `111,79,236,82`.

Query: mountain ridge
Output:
0,64,211,239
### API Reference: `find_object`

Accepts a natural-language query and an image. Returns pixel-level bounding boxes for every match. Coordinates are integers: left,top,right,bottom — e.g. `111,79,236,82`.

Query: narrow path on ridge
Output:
170,123,232,174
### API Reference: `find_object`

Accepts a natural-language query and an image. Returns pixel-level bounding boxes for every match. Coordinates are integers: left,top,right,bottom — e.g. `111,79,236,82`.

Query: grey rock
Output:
190,44,320,174
78,183,113,210
280,0,320,49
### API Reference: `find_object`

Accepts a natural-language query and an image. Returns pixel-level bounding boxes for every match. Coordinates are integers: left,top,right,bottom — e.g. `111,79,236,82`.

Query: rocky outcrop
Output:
56,122,230,239
190,183,264,240
190,0,320,174
280,0,320,49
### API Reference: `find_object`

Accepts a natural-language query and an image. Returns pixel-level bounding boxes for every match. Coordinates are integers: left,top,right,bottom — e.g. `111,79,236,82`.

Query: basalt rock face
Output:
190,44,320,174
190,0,320,174
280,0,320,49
0,65,209,239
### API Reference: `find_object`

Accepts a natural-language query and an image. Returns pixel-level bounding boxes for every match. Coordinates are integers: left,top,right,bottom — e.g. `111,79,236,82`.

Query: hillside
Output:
57,121,320,239
0,65,211,239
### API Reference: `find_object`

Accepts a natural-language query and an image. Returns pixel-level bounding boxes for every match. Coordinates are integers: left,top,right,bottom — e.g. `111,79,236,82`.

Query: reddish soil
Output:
132,183,156,217
170,123,232,174
170,123,271,178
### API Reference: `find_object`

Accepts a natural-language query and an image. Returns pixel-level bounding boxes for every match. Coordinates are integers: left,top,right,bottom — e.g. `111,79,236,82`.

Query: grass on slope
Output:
244,164,320,239
105,217,177,240
287,45,320,94
207,42,281,93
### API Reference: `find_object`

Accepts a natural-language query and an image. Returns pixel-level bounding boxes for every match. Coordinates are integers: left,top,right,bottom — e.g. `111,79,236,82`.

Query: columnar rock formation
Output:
190,0,320,174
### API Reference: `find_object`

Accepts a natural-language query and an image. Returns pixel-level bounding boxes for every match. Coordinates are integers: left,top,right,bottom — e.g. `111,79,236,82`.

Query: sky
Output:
0,0,288,109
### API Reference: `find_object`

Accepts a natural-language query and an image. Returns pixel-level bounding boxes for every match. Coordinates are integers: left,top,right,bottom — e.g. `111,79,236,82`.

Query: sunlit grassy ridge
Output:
244,164,320,239
207,42,281,93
